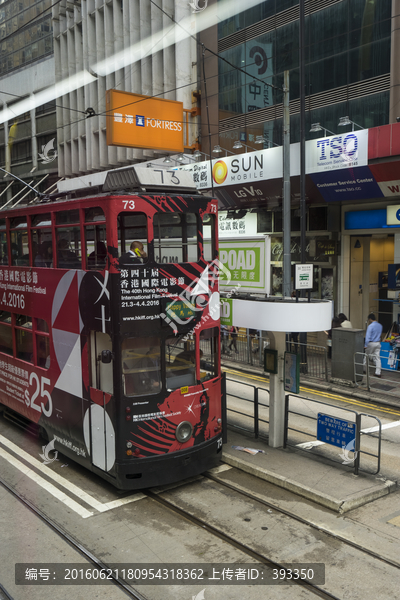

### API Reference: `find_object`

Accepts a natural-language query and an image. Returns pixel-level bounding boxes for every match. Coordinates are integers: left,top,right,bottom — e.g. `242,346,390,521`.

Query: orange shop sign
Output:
106,90,184,153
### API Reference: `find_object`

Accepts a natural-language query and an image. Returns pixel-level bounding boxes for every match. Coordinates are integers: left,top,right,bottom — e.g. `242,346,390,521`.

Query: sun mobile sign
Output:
178,130,369,194
106,89,184,153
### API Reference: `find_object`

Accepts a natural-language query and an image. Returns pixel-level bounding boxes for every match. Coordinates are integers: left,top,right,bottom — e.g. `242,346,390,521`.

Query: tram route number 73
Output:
2,292,25,309
25,373,53,417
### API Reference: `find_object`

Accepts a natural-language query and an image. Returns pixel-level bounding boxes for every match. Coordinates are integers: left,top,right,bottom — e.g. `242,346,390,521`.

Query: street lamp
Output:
232,140,256,152
309,123,336,136
338,116,363,131
212,145,235,156
255,135,279,148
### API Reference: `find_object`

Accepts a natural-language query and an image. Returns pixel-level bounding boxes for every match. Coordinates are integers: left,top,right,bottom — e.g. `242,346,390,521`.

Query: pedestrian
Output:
363,313,383,378
228,325,239,354
338,313,352,328
220,325,229,354
325,317,341,359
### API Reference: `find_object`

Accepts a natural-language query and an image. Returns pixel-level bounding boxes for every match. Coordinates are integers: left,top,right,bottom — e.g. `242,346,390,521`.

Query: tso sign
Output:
307,130,368,173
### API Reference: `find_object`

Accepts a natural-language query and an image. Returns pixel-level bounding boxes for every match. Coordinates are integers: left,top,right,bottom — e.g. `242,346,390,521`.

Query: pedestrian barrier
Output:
226,377,269,439
222,333,329,382
284,393,381,475
354,350,400,395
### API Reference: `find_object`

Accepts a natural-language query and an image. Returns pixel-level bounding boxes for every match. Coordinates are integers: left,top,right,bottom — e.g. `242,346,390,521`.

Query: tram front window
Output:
154,213,198,263
122,337,161,396
199,327,219,381
165,336,196,390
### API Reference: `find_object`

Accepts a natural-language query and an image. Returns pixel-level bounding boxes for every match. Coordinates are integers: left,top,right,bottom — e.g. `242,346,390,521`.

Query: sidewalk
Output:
222,429,396,514
221,356,399,514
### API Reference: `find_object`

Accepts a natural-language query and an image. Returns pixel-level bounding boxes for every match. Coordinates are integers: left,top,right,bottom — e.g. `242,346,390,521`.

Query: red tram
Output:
0,166,225,489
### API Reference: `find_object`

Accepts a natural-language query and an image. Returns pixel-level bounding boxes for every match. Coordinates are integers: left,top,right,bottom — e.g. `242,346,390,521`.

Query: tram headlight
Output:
175,421,193,443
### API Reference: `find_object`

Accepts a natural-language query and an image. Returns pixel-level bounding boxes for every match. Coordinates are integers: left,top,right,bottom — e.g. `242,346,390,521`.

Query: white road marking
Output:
0,434,145,515
359,420,400,434
0,447,93,519
296,420,400,449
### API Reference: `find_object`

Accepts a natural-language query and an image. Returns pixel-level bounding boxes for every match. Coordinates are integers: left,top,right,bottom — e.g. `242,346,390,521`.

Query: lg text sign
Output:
106,89,184,153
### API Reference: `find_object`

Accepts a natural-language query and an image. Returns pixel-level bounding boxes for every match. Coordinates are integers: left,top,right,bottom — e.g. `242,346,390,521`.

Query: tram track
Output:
144,468,400,600
0,475,149,600
145,483,340,600
204,471,400,570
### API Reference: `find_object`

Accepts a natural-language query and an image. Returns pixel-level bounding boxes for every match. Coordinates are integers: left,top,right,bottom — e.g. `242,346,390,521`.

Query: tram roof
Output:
58,165,197,196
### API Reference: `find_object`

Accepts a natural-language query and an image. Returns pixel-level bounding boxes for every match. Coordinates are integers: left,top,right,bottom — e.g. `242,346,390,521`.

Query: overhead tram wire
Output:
0,0,64,46
149,0,280,94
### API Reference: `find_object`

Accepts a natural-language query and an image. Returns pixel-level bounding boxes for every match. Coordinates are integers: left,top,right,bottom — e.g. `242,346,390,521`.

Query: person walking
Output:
228,325,239,354
364,313,383,378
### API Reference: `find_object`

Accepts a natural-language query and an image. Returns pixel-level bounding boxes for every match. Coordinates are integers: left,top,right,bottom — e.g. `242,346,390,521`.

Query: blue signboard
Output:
317,414,356,449
310,166,383,202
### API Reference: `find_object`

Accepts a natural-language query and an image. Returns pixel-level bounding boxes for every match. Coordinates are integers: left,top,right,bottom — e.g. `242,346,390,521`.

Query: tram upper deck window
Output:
31,213,53,268
154,213,198,264
121,337,161,396
0,311,12,356
118,213,147,265
203,214,216,262
56,210,81,269
85,208,106,270
10,217,29,266
165,335,196,390
0,219,7,265
199,327,219,381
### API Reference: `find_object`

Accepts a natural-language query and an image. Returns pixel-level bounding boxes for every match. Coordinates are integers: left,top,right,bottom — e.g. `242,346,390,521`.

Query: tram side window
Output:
0,311,12,356
10,217,29,266
0,219,7,265
199,327,219,381
117,213,147,264
154,213,198,264
56,211,81,269
165,335,196,390
85,208,107,270
31,213,53,268
36,318,50,369
203,214,216,262
15,314,33,363
121,337,161,396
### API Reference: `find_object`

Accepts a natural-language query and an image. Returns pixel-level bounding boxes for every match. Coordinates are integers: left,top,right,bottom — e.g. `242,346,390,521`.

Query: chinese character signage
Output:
295,264,313,290
219,237,270,294
106,89,184,152
317,414,356,449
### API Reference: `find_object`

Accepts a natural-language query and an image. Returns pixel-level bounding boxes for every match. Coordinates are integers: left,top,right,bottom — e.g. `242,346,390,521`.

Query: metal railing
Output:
222,332,329,382
226,377,269,439
354,349,400,393
284,393,382,475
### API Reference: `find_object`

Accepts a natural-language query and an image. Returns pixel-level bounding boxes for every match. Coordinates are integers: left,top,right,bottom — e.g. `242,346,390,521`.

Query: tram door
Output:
87,331,115,472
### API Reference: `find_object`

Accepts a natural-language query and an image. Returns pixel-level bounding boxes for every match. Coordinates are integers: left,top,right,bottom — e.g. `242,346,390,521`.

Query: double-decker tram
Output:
0,166,225,489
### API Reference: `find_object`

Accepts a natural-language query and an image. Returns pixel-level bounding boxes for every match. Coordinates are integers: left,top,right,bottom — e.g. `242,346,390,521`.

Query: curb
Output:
222,452,397,514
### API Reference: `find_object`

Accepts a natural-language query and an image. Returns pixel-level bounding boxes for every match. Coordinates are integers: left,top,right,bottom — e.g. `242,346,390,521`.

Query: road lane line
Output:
0,447,93,519
0,434,144,514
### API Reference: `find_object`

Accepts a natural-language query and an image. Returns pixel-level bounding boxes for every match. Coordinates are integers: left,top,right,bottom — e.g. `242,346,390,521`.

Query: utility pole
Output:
282,70,291,298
